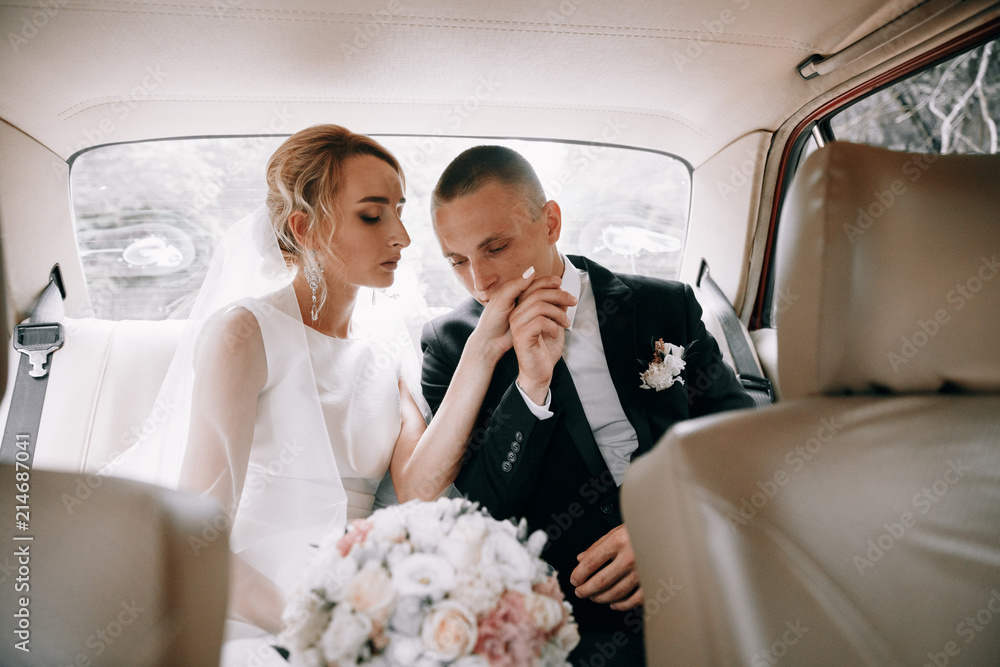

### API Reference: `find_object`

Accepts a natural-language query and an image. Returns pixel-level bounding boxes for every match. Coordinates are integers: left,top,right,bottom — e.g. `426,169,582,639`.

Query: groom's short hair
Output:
431,145,546,220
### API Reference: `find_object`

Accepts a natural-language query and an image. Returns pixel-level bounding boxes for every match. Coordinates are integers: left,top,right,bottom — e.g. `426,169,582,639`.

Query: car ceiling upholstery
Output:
0,0,989,166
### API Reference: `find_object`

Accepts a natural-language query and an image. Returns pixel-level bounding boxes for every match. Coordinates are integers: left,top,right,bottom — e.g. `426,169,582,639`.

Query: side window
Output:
829,40,998,154
764,38,998,327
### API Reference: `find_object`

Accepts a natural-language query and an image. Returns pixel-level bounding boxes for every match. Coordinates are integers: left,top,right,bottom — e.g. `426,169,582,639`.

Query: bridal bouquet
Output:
280,497,580,667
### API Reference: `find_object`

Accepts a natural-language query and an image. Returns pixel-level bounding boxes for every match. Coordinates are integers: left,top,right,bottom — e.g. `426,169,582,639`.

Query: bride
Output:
150,125,549,665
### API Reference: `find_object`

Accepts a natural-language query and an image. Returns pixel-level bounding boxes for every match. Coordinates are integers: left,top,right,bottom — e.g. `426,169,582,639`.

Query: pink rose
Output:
474,591,545,667
336,518,373,557
421,601,478,660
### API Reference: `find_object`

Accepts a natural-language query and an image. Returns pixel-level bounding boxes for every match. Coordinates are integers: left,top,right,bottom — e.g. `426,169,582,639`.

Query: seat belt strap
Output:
0,265,66,467
696,260,773,408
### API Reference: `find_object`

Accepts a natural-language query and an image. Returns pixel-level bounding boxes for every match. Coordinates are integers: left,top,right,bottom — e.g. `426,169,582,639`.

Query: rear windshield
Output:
70,136,691,320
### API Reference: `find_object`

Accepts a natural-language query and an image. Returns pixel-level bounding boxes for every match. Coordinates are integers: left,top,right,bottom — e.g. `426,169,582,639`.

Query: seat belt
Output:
0,264,66,466
696,259,774,408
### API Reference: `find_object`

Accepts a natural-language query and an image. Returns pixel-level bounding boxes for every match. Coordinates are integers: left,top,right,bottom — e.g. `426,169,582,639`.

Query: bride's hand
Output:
469,269,565,365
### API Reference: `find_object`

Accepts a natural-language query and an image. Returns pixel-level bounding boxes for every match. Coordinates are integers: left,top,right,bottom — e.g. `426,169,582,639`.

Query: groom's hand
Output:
469,272,567,366
570,524,644,611
509,279,576,404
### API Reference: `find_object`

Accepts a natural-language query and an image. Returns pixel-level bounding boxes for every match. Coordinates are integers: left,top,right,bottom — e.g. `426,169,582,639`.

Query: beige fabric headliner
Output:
0,0,974,165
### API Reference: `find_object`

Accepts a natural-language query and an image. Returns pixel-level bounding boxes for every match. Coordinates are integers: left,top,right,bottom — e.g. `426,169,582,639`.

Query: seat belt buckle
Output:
738,373,773,401
13,322,65,378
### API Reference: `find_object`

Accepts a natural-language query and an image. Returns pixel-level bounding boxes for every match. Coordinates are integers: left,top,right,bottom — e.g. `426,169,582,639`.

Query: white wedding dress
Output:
220,294,406,666
100,209,425,667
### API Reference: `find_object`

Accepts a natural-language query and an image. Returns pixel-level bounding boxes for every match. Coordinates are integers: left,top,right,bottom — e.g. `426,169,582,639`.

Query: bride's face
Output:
324,154,410,289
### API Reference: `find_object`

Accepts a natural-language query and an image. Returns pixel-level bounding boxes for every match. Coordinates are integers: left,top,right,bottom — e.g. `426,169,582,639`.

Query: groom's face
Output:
432,181,561,305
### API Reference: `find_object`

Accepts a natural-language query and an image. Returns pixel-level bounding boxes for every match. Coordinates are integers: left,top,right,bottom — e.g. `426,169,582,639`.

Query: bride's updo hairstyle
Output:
266,124,403,313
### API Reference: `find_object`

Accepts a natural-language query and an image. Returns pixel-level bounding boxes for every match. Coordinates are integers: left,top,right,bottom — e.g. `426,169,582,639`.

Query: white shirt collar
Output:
559,253,582,330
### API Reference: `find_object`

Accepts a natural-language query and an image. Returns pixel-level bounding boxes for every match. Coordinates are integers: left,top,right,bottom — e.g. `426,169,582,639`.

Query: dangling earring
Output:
304,252,324,322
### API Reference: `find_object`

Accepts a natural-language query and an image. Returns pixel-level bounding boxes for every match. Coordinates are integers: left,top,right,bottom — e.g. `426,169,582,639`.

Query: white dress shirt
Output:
514,255,640,485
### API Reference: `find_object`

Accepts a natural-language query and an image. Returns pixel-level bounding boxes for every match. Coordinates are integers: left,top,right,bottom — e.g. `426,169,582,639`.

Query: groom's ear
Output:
543,200,562,244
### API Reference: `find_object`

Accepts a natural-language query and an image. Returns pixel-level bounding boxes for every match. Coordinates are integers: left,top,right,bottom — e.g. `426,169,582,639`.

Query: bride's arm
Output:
390,273,570,502
180,308,284,633
390,330,505,501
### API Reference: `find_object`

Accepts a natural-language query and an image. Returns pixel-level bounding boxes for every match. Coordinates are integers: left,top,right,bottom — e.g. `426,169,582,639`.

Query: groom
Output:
420,146,754,665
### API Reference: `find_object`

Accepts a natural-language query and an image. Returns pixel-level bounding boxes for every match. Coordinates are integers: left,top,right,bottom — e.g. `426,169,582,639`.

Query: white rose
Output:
523,592,565,632
437,513,487,569
281,591,329,652
391,553,456,601
387,635,425,665
344,561,397,623
439,496,467,521
320,555,360,602
388,595,426,637
288,646,324,667
449,564,504,617
552,621,580,652
421,601,478,661
662,350,686,376
526,529,548,557
319,604,372,664
370,507,407,543
404,512,447,551
481,530,535,590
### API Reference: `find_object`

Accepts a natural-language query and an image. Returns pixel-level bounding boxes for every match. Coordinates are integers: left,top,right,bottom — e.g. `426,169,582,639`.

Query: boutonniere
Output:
639,338,686,391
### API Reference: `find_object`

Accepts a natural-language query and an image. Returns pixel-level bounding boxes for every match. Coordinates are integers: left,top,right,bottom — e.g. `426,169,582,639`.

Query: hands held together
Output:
472,265,577,404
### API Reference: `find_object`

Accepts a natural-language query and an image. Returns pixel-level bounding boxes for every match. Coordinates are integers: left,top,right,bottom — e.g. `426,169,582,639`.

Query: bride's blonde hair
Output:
266,124,403,315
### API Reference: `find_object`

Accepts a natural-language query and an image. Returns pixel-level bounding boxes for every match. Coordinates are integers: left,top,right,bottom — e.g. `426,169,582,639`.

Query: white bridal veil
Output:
101,206,425,594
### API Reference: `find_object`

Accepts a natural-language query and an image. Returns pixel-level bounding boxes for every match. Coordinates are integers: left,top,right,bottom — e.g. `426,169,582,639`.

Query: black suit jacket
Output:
420,255,754,635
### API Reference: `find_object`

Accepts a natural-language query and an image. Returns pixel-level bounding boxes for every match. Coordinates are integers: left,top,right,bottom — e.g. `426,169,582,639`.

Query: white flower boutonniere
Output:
640,338,686,391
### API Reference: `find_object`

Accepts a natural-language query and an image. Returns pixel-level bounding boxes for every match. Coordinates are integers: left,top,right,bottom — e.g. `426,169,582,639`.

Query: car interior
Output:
0,0,998,665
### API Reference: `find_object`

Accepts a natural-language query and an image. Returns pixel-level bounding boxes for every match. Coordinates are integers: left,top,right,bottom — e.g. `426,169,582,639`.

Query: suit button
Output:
501,461,513,472
515,431,523,443
507,452,517,462
600,504,614,514
511,442,521,453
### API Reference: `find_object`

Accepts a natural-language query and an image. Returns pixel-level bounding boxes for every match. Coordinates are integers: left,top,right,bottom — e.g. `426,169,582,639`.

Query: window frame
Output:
752,20,1000,329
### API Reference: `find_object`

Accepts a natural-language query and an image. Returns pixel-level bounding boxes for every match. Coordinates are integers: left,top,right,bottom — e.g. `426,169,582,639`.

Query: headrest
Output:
776,142,1000,399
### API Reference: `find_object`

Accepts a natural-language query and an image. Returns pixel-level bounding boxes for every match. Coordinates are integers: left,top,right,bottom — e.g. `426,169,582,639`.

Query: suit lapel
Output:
572,256,654,456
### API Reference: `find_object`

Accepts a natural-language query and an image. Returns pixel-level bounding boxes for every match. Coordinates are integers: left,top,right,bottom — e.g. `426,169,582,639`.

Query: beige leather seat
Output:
0,464,229,666
0,317,185,473
622,142,1000,665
